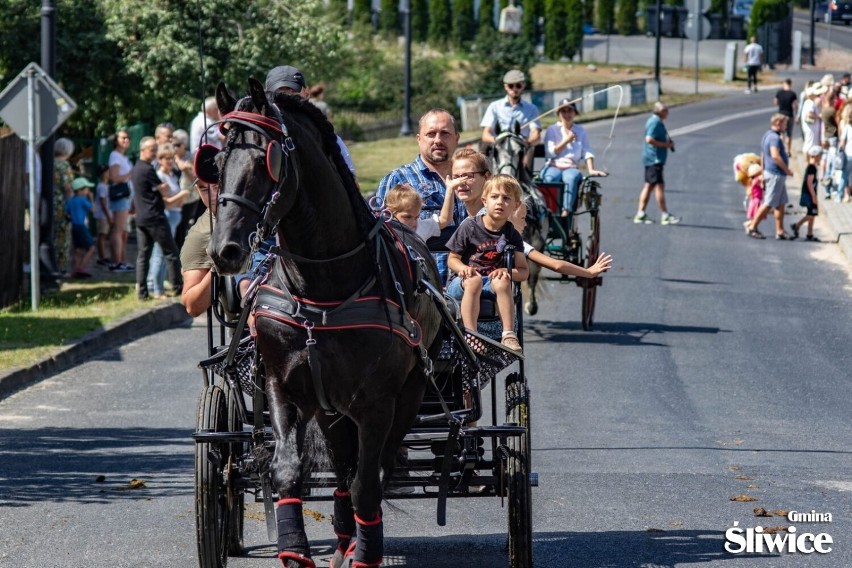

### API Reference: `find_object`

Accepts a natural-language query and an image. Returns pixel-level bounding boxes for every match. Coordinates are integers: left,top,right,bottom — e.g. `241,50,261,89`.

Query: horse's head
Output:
491,122,528,182
206,78,299,274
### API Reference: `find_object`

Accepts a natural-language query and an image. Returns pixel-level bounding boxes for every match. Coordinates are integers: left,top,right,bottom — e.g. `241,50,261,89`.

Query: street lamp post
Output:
654,0,663,98
399,0,413,136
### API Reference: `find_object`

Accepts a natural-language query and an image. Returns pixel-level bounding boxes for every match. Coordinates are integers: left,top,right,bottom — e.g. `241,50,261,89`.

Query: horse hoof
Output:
525,302,538,316
329,554,353,568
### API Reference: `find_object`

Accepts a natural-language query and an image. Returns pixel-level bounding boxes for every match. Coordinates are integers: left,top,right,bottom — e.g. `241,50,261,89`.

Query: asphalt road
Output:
2,92,852,568
794,10,852,52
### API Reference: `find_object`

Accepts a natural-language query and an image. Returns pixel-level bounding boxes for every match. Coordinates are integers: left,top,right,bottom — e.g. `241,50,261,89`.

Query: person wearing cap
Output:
634,102,679,225
743,36,763,94
801,84,825,159
377,109,467,284
189,97,223,154
480,69,541,167
65,177,96,278
265,65,357,177
790,146,822,242
541,98,606,218
746,113,794,240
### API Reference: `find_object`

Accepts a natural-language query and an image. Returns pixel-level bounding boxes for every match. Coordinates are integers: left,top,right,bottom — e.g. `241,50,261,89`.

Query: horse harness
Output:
219,103,433,415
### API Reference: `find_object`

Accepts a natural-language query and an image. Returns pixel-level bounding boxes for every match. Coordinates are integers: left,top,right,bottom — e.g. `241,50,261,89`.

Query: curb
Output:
0,301,191,400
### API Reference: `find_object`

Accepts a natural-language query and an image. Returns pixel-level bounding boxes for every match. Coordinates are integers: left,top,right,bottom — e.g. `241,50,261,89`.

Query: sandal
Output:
747,229,765,240
805,234,821,242
790,224,799,239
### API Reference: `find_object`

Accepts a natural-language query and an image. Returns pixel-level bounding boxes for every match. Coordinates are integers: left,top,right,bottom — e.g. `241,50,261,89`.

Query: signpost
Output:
0,62,77,310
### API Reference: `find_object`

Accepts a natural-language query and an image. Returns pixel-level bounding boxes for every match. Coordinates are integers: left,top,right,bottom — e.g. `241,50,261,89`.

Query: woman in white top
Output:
838,103,852,203
800,85,825,157
108,129,134,271
541,99,606,216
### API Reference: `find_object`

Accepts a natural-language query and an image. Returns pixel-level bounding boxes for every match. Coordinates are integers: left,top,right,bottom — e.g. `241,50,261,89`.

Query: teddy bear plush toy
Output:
733,152,761,210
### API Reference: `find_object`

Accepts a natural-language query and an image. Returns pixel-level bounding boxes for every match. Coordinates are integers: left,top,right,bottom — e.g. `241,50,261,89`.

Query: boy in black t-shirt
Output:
446,174,529,352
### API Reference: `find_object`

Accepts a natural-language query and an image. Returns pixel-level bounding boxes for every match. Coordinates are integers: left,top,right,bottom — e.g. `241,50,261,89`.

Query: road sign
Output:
0,62,76,145
685,14,712,40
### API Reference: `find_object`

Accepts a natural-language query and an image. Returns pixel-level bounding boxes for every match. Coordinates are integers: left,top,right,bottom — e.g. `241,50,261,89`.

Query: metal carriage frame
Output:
192,250,536,568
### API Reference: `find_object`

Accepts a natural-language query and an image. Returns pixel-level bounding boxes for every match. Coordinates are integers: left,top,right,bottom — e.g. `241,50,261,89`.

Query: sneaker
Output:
790,223,799,239
633,212,653,224
501,335,523,353
775,232,789,240
96,258,112,267
120,262,135,270
661,213,680,225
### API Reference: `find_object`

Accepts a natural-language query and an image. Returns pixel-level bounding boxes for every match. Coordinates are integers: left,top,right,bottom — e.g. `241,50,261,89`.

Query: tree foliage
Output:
521,0,543,46
479,0,497,29
411,0,430,41
380,0,400,38
748,0,788,37
428,0,453,46
566,0,585,59
453,0,477,49
544,0,569,60
596,0,616,32
617,0,639,34
468,26,536,94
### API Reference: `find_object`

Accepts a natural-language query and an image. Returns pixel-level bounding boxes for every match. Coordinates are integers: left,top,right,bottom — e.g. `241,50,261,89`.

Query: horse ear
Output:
216,82,235,115
513,121,521,136
248,77,269,115
494,122,502,136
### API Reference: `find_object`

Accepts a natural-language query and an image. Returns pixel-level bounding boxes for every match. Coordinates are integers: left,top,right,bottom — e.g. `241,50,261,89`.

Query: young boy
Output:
791,146,821,241
446,174,529,353
92,164,113,266
65,177,96,278
383,181,457,241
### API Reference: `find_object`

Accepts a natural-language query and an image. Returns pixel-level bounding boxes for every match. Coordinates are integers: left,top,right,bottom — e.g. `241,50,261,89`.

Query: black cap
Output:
266,65,306,93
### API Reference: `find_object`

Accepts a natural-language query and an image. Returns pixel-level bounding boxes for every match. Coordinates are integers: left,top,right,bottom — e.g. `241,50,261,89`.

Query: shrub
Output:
748,0,788,38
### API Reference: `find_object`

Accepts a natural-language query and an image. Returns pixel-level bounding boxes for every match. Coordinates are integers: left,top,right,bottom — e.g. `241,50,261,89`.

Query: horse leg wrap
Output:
275,498,314,568
333,490,356,552
348,513,384,568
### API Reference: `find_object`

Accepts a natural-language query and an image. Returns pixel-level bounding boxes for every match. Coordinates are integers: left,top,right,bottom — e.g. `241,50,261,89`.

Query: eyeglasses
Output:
452,171,485,180
505,83,524,90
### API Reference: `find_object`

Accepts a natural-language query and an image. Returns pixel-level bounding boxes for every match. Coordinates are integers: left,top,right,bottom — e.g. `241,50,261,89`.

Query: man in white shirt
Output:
743,36,764,94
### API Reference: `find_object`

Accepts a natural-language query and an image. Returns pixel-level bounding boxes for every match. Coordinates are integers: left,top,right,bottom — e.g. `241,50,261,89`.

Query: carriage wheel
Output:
505,375,533,568
581,212,601,331
195,385,230,568
223,382,245,556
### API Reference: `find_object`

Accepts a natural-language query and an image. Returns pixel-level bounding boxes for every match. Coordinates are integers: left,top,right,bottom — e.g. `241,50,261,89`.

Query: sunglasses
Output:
506,83,524,90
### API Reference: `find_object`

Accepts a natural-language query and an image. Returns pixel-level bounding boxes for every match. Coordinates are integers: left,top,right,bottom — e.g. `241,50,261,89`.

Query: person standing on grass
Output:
746,114,793,240
634,102,679,226
65,178,96,278
743,36,764,94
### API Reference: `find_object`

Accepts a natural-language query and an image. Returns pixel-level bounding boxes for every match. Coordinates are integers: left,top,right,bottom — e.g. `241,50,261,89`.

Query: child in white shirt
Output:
384,182,456,241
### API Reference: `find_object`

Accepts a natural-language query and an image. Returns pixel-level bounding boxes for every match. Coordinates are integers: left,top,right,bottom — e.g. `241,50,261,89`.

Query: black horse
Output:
207,78,443,568
490,125,549,316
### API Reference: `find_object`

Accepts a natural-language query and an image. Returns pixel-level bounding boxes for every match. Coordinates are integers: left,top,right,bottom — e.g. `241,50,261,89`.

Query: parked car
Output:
814,0,852,24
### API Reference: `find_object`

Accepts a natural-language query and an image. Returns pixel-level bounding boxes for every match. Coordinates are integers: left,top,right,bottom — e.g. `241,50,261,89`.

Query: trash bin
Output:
728,15,746,39
646,5,678,37
706,12,724,39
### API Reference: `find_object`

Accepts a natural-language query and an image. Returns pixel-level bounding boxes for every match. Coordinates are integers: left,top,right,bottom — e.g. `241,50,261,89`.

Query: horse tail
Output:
301,417,332,478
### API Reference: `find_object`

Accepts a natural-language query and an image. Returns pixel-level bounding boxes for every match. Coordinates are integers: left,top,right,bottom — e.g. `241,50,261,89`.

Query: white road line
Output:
668,106,775,137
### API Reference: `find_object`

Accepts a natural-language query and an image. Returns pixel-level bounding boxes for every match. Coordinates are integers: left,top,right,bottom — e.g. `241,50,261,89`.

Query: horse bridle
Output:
216,107,298,249
494,130,526,178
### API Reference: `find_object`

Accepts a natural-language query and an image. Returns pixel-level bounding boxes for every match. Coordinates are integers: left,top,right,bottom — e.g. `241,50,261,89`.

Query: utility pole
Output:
39,0,58,282
809,0,816,66
399,0,413,136
655,0,663,97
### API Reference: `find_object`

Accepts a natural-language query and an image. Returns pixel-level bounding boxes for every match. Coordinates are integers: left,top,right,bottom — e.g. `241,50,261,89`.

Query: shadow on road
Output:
0,426,192,507
527,319,725,346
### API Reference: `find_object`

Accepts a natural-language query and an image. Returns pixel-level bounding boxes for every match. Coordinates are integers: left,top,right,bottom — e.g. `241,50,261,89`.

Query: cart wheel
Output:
223,383,245,556
581,212,601,331
505,376,533,568
195,385,230,568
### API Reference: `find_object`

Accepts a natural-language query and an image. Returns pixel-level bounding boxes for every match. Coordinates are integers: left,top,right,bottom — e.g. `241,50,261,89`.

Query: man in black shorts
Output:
635,102,679,225
774,79,798,155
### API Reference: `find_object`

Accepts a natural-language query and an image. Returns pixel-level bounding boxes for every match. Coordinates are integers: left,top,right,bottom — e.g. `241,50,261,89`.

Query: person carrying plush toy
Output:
746,163,764,222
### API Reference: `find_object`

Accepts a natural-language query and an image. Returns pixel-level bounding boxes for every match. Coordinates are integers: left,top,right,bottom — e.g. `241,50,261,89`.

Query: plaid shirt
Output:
377,155,468,284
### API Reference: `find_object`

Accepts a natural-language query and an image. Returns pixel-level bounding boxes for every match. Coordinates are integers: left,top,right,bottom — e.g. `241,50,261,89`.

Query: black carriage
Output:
531,146,606,331
192,250,535,568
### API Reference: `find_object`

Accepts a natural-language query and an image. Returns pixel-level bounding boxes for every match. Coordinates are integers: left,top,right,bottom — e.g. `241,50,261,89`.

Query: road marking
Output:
668,107,775,137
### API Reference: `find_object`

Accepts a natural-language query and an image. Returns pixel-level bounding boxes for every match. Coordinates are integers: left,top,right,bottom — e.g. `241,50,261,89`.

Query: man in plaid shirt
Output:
377,109,467,284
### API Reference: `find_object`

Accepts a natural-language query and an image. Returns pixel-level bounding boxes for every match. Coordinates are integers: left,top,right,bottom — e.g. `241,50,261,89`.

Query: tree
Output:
380,0,400,37
412,0,430,41
566,0,585,59
353,0,373,25
747,0,787,37
453,0,477,48
469,26,535,94
616,0,639,34
428,0,452,46
596,0,616,33
479,0,497,29
544,0,568,59
521,0,543,45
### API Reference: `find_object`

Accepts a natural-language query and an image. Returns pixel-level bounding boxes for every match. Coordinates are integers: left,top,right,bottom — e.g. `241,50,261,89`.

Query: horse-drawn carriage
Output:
191,80,535,568
490,127,606,331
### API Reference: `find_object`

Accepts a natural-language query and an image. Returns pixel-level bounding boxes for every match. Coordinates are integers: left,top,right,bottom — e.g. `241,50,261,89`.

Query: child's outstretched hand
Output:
588,252,613,277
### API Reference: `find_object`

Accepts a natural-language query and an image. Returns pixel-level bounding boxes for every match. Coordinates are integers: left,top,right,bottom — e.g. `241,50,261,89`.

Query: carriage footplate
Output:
198,335,259,396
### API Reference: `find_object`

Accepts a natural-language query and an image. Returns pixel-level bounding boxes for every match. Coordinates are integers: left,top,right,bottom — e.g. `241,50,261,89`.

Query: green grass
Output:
0,281,147,371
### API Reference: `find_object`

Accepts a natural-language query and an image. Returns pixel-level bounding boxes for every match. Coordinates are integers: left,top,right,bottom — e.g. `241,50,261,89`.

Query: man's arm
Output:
181,268,213,317
527,125,541,146
482,126,496,145
769,145,793,175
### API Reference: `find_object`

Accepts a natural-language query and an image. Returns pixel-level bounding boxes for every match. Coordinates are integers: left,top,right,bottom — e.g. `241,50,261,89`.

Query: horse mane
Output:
269,93,375,238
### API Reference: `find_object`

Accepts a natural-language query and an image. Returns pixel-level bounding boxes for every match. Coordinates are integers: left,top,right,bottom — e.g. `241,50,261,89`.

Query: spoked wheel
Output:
195,385,230,568
223,382,245,556
505,374,533,568
581,211,601,331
